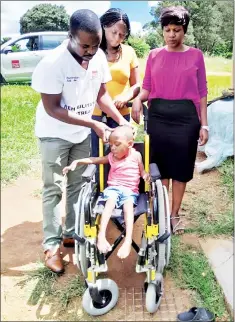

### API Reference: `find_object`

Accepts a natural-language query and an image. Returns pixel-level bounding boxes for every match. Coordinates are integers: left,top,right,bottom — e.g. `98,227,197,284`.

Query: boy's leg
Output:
117,199,134,259
39,137,72,272
64,135,90,239
97,198,116,253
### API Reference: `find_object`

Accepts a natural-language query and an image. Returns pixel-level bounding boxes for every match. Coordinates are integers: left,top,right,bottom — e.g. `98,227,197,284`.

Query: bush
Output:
127,36,150,58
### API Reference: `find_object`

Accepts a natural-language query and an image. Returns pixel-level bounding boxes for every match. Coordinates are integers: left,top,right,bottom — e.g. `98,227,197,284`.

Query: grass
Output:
168,237,231,320
18,262,85,309
218,157,234,200
1,84,40,185
187,199,233,237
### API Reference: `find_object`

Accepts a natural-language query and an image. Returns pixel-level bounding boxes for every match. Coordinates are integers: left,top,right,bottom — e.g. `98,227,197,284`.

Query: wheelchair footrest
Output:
73,233,86,245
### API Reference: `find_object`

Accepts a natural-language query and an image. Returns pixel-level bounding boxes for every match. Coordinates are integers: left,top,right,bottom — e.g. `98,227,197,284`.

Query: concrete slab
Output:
199,237,233,317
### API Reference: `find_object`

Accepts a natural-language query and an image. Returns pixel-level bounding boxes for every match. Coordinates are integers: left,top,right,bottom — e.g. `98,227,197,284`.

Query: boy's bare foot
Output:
117,239,132,259
97,234,112,253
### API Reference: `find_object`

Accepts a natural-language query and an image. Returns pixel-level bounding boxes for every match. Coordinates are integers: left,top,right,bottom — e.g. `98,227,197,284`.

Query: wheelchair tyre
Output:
75,186,85,272
79,204,88,278
155,180,166,273
74,185,89,278
145,274,163,313
163,185,171,267
82,279,119,316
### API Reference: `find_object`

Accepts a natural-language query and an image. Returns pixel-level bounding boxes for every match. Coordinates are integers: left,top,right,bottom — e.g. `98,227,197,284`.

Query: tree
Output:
20,4,69,34
127,36,150,58
148,0,233,56
1,37,11,45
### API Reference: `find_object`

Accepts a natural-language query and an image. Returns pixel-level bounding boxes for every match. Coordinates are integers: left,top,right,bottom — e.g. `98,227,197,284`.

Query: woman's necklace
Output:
105,45,122,63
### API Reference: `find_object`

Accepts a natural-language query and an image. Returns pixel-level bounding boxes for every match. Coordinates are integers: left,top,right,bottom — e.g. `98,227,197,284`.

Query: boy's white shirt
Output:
32,41,111,143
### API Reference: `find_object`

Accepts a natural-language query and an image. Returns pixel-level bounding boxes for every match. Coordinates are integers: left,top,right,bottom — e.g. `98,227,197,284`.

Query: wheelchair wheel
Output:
155,180,166,273
75,185,89,278
145,274,163,313
82,278,119,316
163,185,171,267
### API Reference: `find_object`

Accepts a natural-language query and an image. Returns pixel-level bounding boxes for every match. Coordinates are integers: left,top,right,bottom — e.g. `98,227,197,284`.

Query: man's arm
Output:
97,84,130,125
41,93,111,141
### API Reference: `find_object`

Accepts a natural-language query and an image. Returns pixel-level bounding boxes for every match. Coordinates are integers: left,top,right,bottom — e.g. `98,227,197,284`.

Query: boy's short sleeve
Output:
31,59,63,94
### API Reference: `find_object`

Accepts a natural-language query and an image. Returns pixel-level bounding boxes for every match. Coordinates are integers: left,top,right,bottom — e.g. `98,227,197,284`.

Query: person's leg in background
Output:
171,180,186,235
64,135,90,243
40,137,72,273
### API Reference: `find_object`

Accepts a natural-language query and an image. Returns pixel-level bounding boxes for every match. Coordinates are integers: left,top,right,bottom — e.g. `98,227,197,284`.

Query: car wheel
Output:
0,74,6,84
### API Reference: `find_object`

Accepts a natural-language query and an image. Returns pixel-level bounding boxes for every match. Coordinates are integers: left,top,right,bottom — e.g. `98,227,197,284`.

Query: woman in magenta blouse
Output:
131,6,208,235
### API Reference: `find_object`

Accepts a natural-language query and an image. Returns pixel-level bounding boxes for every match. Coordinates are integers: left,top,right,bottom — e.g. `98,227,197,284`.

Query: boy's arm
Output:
63,155,109,174
136,152,150,181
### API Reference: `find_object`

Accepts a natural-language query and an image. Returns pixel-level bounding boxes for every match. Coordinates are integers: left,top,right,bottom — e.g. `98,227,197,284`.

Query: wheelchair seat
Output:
94,192,148,225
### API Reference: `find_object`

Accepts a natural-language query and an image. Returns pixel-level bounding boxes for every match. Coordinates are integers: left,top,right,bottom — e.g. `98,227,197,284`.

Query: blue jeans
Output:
91,114,130,186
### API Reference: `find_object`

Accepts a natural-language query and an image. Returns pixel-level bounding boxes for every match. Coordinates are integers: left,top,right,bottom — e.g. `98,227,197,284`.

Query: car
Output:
1,31,68,83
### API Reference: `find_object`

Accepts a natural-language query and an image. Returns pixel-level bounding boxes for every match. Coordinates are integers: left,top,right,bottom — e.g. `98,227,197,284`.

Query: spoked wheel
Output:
163,185,171,267
82,279,119,316
145,274,163,313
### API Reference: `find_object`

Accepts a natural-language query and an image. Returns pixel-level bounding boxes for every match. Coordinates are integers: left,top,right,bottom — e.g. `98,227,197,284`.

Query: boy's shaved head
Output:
110,125,134,141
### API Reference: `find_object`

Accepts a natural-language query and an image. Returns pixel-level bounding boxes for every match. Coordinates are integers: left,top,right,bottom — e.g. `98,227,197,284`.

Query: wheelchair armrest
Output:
81,164,97,182
149,163,161,181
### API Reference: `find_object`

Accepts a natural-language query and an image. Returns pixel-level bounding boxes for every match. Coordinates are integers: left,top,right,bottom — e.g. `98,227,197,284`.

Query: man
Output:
32,9,129,274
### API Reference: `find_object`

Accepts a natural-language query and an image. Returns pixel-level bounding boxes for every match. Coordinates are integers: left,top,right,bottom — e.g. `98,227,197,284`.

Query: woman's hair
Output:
99,8,131,51
160,6,190,33
70,9,101,36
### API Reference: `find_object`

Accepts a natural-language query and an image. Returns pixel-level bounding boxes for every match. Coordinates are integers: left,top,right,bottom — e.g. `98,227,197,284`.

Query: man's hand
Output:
92,120,113,142
63,160,79,174
199,128,209,146
131,97,143,124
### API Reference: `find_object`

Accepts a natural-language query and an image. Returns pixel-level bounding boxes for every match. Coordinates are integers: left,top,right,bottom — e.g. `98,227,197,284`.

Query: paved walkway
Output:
199,237,234,318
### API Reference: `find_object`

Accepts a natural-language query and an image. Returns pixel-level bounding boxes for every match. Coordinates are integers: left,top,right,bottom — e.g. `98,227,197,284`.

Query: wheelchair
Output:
73,107,171,316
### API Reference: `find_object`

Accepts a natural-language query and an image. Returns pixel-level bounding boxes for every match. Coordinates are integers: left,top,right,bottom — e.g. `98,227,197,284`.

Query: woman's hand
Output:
199,128,209,146
131,97,143,124
113,95,128,109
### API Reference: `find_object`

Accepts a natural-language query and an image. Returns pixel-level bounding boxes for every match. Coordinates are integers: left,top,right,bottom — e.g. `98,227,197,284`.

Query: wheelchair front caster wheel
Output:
145,275,163,313
82,279,119,316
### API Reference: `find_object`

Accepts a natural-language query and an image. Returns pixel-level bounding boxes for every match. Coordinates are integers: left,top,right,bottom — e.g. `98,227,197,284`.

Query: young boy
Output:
63,125,149,259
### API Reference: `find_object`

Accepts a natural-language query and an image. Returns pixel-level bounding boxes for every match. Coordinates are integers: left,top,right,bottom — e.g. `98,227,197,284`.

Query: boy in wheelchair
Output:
63,125,149,259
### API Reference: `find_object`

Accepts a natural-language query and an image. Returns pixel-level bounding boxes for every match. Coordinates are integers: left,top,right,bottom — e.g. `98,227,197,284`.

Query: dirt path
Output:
1,152,231,321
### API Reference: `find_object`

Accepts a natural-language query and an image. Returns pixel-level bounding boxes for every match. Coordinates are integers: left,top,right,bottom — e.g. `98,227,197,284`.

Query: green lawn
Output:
1,85,40,185
1,55,233,184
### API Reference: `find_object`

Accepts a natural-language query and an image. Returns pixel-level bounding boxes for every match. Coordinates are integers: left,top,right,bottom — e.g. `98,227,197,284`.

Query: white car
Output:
1,31,68,83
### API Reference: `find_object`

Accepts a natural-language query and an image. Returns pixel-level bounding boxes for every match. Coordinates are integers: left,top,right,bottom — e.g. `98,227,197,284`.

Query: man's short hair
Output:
70,9,101,35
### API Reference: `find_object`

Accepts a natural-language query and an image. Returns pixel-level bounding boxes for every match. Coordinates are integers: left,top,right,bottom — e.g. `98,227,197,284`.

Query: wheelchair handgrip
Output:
81,164,97,182
150,163,161,181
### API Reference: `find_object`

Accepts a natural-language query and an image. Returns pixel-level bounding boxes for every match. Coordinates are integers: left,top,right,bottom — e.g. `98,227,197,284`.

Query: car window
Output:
11,36,39,52
41,34,68,50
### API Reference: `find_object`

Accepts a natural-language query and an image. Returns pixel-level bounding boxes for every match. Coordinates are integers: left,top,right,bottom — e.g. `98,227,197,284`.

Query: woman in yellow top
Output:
91,8,140,157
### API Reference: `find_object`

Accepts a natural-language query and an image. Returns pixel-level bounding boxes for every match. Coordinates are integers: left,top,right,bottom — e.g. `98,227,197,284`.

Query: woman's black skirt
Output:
147,98,201,182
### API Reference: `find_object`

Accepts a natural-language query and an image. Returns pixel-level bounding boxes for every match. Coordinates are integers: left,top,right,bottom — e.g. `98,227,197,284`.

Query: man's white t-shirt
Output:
32,42,111,143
